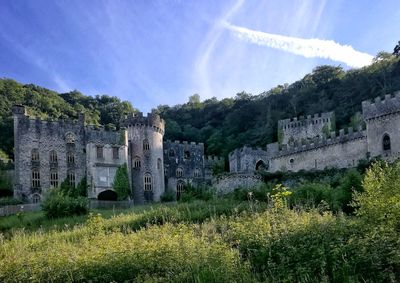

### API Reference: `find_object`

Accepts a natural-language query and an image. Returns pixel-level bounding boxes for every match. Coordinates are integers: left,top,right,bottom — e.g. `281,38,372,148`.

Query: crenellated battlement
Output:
273,126,366,158
362,91,400,120
164,140,205,150
205,155,224,162
121,111,165,134
278,111,334,130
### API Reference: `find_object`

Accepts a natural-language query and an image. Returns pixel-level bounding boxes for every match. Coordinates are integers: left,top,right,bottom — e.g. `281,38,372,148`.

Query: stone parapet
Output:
362,91,400,120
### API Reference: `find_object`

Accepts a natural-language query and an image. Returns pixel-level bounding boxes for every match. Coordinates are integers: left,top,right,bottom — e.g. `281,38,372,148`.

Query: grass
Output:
2,162,400,282
0,199,267,237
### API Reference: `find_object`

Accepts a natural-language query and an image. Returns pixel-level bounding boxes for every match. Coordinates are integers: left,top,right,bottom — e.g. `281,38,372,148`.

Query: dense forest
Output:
0,51,399,162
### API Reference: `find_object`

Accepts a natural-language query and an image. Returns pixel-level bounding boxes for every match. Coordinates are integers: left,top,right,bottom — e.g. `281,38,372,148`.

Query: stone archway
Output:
98,190,118,201
255,160,267,171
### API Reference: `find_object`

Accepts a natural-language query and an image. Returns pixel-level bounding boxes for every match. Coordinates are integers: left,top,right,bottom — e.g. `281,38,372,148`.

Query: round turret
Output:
123,112,165,204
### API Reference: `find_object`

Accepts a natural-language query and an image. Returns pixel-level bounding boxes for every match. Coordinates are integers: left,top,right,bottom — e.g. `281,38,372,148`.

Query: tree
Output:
113,164,130,200
393,41,400,56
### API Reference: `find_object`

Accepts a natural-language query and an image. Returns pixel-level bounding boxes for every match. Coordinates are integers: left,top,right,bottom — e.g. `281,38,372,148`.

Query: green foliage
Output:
0,197,23,207
230,183,273,202
75,176,88,197
160,191,176,202
353,161,400,226
333,169,363,213
179,184,215,202
112,164,130,200
289,182,334,209
0,170,12,197
211,160,225,176
41,188,89,218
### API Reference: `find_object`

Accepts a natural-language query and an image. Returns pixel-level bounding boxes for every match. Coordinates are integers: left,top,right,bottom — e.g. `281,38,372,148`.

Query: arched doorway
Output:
255,160,267,171
98,190,118,201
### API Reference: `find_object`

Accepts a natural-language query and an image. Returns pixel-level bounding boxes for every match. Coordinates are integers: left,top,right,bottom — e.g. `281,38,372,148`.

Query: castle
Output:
229,91,400,175
12,105,222,204
12,90,400,203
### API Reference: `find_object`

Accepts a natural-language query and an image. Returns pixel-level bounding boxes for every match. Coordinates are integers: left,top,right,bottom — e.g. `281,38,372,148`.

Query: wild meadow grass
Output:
2,162,400,282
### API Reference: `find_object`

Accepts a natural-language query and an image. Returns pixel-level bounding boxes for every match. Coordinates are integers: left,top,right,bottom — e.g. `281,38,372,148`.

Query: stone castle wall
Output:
13,106,86,202
229,91,400,178
278,112,334,145
213,173,264,194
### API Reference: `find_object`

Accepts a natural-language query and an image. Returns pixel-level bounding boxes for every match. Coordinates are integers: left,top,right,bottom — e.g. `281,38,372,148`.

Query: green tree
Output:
113,164,130,200
352,161,400,225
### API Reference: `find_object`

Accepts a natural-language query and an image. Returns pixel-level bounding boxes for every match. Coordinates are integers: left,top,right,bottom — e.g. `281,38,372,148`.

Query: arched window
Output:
32,194,41,204
67,152,75,166
68,171,75,188
383,134,391,151
31,169,40,188
157,158,162,170
31,149,39,161
50,171,58,187
176,167,183,177
133,156,141,169
169,149,175,157
193,168,201,178
144,173,152,191
50,150,58,163
143,139,150,151
177,181,185,200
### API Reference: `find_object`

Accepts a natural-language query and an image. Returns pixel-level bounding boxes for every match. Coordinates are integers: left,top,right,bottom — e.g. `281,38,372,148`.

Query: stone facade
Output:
230,91,400,175
163,140,223,199
12,106,219,204
278,112,334,145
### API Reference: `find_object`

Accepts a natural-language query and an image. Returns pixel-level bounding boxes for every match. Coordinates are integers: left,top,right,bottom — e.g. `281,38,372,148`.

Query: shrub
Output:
289,182,334,209
353,161,400,226
179,184,214,202
113,163,130,200
230,184,272,202
41,188,88,218
160,190,176,202
0,197,23,207
333,168,362,213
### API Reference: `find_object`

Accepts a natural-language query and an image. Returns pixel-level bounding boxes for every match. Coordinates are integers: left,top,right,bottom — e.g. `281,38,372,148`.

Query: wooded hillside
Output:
1,52,399,161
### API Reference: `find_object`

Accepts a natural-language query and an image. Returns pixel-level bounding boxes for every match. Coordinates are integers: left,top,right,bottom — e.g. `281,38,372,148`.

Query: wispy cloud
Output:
223,22,373,68
193,0,245,98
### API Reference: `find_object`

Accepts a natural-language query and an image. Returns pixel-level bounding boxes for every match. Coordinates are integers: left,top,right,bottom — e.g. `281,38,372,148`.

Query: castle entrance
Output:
98,190,118,201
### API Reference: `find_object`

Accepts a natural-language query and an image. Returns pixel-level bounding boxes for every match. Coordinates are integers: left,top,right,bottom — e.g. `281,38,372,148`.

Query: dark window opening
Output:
113,147,119,160
383,134,391,151
97,146,104,159
184,150,190,159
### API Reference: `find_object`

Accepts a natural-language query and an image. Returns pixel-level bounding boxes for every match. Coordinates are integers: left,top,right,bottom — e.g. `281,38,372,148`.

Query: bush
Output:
353,161,400,226
230,184,273,202
41,188,89,218
160,190,176,202
333,169,362,213
0,197,23,207
112,164,130,200
289,182,334,209
179,184,215,202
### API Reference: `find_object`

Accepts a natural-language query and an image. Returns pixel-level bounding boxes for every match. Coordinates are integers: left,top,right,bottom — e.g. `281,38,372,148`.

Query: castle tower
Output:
278,112,334,145
12,105,27,199
362,92,400,160
121,112,165,204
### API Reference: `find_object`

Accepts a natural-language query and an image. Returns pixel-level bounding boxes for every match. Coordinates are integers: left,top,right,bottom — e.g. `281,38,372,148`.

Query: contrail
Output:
223,22,373,68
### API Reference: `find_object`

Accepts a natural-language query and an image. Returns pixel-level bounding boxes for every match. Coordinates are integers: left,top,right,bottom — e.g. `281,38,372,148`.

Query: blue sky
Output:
0,0,399,112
